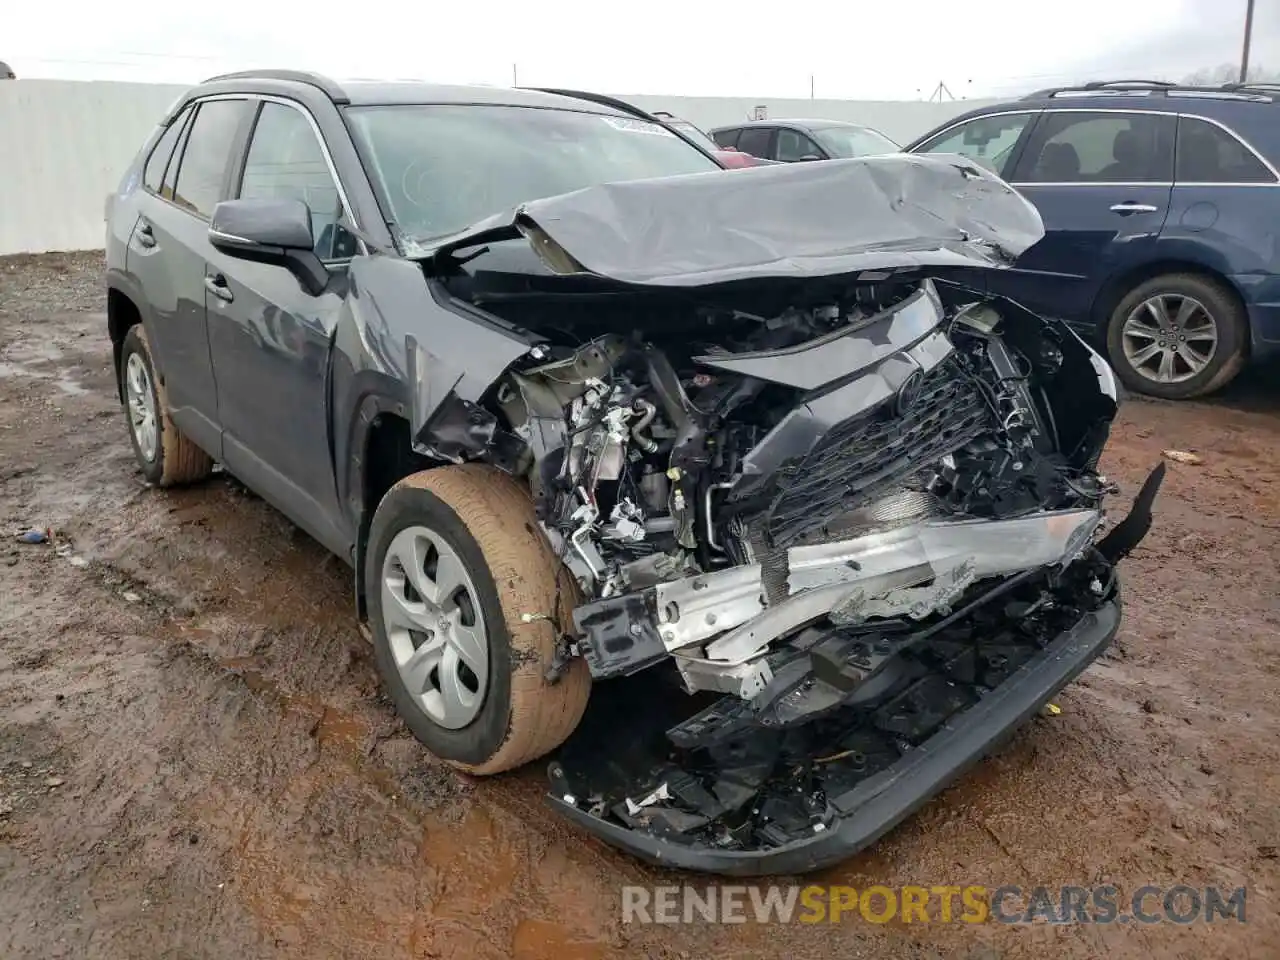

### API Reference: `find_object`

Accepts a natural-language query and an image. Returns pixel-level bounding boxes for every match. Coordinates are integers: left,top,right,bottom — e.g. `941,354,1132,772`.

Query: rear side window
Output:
736,127,773,159
172,99,250,218
1019,111,1174,183
712,128,740,149
1176,117,1276,183
143,106,193,193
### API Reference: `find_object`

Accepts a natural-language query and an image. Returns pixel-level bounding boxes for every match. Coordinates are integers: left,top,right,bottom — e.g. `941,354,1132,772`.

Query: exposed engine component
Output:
499,279,1116,639
456,267,1136,864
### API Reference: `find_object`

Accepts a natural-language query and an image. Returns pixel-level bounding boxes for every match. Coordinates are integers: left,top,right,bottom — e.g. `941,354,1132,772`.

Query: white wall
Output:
0,79,993,256
0,80,188,256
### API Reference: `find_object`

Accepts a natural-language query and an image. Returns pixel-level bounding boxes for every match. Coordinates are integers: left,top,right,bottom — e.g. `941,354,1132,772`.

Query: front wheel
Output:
1105,273,1248,400
365,464,590,775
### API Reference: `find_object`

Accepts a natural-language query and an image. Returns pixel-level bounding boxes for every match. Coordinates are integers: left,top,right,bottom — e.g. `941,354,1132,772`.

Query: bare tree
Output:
0,61,15,80
1182,62,1280,85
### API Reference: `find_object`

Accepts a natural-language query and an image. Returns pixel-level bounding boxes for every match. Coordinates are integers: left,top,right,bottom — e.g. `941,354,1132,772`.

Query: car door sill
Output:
221,435,353,563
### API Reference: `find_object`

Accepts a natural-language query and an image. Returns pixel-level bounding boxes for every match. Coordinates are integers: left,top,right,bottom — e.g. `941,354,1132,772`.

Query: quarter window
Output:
143,106,193,194
160,113,192,203
172,99,250,218
914,113,1034,177
239,102,355,259
1176,117,1276,183
1019,111,1174,183
712,128,741,149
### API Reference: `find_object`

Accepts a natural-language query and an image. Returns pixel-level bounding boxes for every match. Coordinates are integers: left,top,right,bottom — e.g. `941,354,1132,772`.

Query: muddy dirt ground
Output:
1,251,1277,959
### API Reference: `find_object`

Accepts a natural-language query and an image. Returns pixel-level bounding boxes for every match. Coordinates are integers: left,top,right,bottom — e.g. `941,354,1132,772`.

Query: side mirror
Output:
208,198,328,296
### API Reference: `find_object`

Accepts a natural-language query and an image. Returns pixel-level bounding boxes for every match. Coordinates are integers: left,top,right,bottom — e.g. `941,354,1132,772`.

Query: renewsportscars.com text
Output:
621,884,1247,925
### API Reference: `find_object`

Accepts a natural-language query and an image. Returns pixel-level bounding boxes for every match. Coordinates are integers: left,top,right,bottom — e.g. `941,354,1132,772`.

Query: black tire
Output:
119,325,213,486
1105,273,1248,400
365,464,591,776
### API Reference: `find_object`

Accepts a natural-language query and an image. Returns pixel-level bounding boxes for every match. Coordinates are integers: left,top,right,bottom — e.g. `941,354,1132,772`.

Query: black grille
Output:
760,358,991,546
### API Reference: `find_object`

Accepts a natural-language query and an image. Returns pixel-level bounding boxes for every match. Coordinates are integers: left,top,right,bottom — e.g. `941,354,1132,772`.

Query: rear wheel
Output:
1105,273,1248,400
119,325,213,486
365,464,590,775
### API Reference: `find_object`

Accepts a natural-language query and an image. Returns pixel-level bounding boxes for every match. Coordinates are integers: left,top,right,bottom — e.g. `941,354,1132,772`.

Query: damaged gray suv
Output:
105,70,1163,875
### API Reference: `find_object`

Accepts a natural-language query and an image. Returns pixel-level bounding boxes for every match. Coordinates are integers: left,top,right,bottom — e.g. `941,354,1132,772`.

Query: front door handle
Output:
204,274,234,303
1110,202,1159,214
136,222,156,248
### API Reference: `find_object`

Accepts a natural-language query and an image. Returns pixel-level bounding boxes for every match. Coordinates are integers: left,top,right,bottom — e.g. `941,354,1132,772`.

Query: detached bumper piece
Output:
546,559,1122,876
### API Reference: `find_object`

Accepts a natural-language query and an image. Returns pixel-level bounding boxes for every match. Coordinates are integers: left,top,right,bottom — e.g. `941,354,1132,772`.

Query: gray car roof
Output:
709,118,878,133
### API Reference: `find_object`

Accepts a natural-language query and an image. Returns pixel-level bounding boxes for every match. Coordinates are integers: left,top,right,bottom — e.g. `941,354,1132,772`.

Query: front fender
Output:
330,255,540,537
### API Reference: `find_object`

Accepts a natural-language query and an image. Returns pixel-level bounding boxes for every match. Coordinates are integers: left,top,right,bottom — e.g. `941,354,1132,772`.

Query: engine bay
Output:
417,260,1137,859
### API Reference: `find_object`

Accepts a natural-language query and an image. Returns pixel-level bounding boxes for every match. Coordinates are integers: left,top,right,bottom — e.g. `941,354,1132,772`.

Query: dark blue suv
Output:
906,80,1280,399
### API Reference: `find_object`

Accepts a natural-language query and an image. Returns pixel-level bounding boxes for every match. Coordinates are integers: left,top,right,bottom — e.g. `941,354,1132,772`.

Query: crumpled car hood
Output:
424,152,1045,287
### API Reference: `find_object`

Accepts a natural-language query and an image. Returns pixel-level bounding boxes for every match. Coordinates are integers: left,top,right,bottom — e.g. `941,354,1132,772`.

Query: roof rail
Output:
524,88,720,158
1223,81,1280,93
524,87,661,122
1083,79,1175,89
201,69,349,103
1023,80,1275,103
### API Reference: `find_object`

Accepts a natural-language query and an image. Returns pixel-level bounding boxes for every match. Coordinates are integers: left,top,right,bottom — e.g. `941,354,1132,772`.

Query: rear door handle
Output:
1109,202,1159,214
136,222,156,248
204,273,234,303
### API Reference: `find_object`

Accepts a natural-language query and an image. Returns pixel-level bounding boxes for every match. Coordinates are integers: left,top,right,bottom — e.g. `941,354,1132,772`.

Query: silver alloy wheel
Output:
1121,293,1219,384
380,525,489,729
125,352,159,462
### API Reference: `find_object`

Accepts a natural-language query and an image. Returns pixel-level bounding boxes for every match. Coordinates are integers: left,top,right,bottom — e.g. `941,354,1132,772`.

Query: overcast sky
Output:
5,0,1276,99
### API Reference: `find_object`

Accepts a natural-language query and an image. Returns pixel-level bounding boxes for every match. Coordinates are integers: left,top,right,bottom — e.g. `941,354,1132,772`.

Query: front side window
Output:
144,106,193,194
239,102,356,259
811,125,899,159
172,99,251,218
1019,111,1175,183
344,104,720,245
736,127,773,159
775,129,824,162
1176,116,1276,183
915,112,1035,177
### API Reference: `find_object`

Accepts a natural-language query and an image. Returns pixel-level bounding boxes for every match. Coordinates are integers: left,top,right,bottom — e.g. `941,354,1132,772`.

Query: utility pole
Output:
1240,0,1256,83
927,81,955,102
809,75,815,99
512,63,518,86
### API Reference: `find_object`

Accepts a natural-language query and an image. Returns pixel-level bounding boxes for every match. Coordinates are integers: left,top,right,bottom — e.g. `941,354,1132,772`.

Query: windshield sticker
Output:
601,116,677,137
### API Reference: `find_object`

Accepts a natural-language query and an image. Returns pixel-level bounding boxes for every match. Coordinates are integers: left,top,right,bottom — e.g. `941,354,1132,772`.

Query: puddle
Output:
0,360,50,380
56,375,89,396
5,341,66,364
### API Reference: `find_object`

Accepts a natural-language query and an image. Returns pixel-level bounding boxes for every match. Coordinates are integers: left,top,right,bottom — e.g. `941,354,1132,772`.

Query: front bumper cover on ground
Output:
546,596,1120,876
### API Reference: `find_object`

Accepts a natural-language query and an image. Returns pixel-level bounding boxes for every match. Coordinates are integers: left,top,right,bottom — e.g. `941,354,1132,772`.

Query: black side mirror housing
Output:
208,198,328,296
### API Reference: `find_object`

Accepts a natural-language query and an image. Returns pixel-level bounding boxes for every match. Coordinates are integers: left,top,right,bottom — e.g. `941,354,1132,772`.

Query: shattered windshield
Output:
813,125,900,158
344,104,721,247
